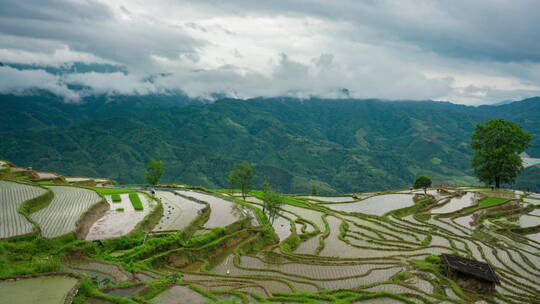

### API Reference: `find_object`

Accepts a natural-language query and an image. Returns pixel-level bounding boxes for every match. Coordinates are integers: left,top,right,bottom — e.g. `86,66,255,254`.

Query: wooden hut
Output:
440,254,500,292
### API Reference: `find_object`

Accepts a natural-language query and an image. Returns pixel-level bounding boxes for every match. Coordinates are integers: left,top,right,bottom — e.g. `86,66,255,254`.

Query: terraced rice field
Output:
86,193,156,240
69,259,132,282
150,188,540,303
153,191,205,232
525,197,540,205
35,172,61,180
32,186,101,238
430,192,479,214
178,190,250,228
299,196,356,202
0,275,78,304
150,285,207,304
3,181,539,303
324,194,414,215
0,181,45,238
517,214,540,228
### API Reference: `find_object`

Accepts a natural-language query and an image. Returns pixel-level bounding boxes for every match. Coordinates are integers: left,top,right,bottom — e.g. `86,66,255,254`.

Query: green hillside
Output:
1,95,539,193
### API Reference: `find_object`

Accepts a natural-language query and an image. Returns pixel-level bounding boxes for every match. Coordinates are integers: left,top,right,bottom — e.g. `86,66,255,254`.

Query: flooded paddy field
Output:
159,188,540,303
325,194,414,215
0,275,78,304
86,193,156,240
32,185,102,238
430,192,479,214
2,180,540,304
178,190,251,228
152,191,205,232
298,195,357,202
0,181,45,238
149,285,207,304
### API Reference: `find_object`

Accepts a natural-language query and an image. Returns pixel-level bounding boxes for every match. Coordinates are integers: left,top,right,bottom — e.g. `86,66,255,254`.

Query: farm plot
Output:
525,197,540,205
152,191,205,232
0,181,45,238
282,204,325,231
430,192,479,214
299,196,356,202
65,177,93,182
32,186,101,238
271,214,295,241
35,172,61,180
517,215,540,228
411,189,448,200
150,285,208,304
0,275,78,304
95,187,540,303
86,193,156,240
177,190,250,228
325,194,414,216
453,214,476,229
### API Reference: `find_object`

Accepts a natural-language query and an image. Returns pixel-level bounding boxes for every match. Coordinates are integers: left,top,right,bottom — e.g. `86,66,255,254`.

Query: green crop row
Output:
83,187,137,195
462,197,507,213
129,193,144,210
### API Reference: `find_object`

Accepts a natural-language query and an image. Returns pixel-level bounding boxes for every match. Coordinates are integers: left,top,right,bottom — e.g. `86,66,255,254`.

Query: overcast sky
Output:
1,0,539,105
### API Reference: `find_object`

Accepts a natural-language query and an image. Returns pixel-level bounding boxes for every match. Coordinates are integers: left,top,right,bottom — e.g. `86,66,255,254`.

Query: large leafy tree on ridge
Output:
413,176,432,194
471,119,531,188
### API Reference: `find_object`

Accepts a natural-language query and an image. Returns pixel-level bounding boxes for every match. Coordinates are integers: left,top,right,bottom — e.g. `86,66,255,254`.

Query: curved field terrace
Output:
0,275,78,304
0,181,45,238
31,186,101,238
152,190,205,232
86,193,157,241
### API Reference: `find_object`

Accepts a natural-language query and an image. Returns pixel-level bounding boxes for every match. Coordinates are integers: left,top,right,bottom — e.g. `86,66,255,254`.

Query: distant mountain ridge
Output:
1,94,539,193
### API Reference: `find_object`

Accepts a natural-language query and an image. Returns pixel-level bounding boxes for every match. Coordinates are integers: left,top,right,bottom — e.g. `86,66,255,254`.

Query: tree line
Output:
143,118,532,222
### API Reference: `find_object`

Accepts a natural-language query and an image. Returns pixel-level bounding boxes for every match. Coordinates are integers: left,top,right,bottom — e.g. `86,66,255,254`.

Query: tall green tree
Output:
471,119,531,188
144,159,164,185
228,162,256,200
413,176,432,194
262,182,283,224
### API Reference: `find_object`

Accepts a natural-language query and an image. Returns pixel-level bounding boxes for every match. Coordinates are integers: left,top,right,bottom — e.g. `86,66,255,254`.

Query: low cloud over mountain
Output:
1,0,540,104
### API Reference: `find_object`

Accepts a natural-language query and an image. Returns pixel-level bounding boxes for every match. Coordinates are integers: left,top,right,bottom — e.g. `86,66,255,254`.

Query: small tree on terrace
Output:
262,182,283,224
413,176,432,194
471,119,531,189
145,159,164,185
228,161,256,200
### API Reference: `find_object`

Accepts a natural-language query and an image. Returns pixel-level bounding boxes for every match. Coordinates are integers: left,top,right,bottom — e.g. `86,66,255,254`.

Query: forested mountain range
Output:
1,94,539,193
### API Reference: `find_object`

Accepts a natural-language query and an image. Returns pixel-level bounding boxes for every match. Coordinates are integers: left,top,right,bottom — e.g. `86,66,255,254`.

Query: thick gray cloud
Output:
188,0,540,62
0,0,539,105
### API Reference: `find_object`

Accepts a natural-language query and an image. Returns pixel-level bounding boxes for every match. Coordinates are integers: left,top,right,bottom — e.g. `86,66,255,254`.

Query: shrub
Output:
116,208,125,212
112,194,121,202
129,193,144,210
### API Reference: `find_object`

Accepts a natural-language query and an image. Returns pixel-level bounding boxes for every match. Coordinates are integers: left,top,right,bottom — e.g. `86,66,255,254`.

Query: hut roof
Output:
441,254,500,284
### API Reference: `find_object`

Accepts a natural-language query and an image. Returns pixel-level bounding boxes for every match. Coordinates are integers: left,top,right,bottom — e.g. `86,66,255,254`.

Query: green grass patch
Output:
463,197,507,213
84,187,137,195
129,193,144,211
410,254,444,274
390,271,415,283
37,181,56,185
116,208,125,212
112,194,122,202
